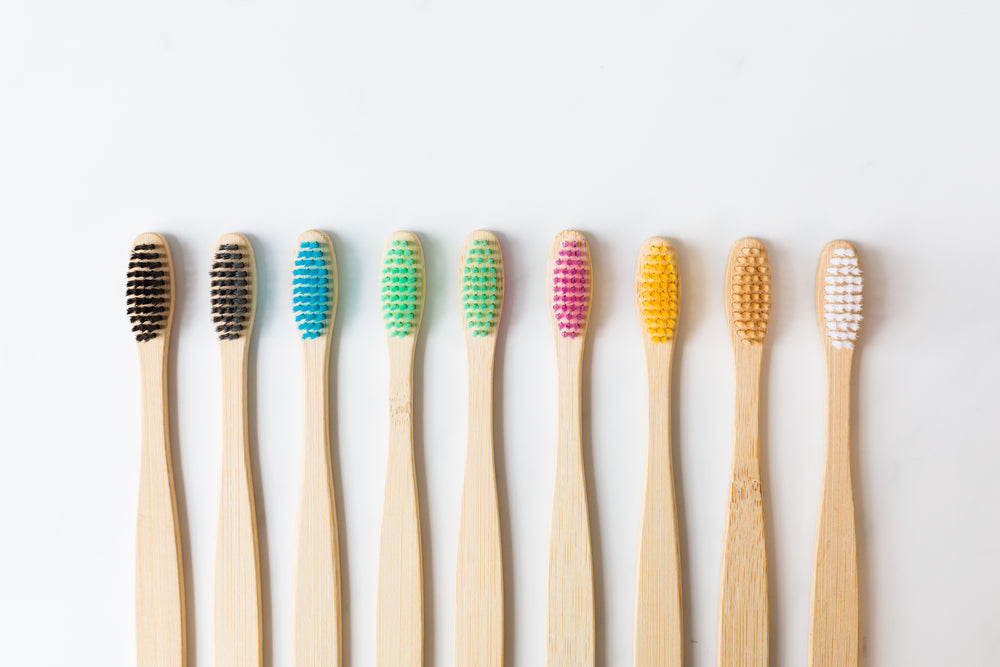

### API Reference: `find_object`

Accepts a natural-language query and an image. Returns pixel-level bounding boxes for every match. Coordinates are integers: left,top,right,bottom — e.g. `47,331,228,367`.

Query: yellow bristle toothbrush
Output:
292,231,342,666
455,231,505,667
809,241,863,667
718,237,771,667
376,232,426,667
128,233,186,667
633,238,682,667
210,234,262,667
545,230,594,667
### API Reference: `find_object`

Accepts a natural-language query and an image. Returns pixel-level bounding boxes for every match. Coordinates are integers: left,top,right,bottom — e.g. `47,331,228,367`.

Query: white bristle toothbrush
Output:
128,233,186,667
718,237,771,667
545,230,594,667
633,238,682,667
292,231,342,666
455,231,505,667
376,232,426,667
210,234,262,667
809,241,863,667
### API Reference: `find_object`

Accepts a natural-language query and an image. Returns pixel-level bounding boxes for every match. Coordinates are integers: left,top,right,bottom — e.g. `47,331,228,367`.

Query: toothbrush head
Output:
127,233,173,343
293,231,337,341
725,238,771,345
460,231,503,339
636,238,680,344
210,233,257,342
381,232,425,339
548,230,592,341
817,241,863,350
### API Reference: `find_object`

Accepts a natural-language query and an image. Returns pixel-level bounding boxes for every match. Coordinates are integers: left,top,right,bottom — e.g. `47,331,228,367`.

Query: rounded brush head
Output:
636,238,680,344
293,230,338,341
817,240,862,350
381,232,425,339
725,237,771,345
547,230,592,341
210,233,257,342
459,231,504,339
127,233,174,343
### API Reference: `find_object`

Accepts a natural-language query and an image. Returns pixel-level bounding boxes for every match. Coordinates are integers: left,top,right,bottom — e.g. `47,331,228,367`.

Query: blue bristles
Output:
293,241,331,339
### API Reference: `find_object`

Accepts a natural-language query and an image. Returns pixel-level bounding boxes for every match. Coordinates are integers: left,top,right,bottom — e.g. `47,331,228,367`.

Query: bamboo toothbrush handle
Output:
215,344,262,667
809,352,858,667
294,344,342,666
547,344,594,667
718,346,768,667
635,344,682,667
455,347,503,667
376,344,423,667
136,345,185,667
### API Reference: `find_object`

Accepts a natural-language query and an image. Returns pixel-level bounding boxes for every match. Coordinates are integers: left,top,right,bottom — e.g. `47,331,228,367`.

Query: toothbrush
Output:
545,230,594,667
376,232,425,667
211,234,262,667
455,231,504,667
633,239,682,667
129,234,186,667
809,241,862,667
718,237,771,667
292,232,342,666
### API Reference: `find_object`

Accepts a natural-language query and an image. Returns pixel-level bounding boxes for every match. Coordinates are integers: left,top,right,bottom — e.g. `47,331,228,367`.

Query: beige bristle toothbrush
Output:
455,231,505,667
809,241,863,667
210,234,262,667
376,232,426,667
292,231,342,666
545,230,594,667
128,233,186,667
633,239,682,667
718,237,771,667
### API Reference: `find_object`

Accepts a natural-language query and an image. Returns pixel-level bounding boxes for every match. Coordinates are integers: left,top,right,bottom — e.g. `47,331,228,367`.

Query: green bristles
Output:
381,238,423,337
461,239,500,336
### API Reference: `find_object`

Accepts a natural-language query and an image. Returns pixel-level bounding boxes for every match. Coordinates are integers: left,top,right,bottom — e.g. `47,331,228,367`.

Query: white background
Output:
1,1,998,665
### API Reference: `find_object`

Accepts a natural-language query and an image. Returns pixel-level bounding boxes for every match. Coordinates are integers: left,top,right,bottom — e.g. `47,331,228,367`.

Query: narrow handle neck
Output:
555,341,584,465
733,343,763,465
466,339,496,451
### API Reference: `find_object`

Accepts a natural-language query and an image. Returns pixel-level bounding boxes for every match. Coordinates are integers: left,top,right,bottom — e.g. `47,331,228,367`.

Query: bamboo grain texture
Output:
809,241,861,667
293,230,342,667
213,234,263,667
133,233,186,667
455,231,504,667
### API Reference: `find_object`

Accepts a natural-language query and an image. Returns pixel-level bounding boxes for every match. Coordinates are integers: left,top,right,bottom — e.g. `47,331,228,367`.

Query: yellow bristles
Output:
636,240,680,343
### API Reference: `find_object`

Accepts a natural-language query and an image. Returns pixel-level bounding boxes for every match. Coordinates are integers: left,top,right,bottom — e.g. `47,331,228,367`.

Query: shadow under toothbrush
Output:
244,233,273,667
162,232,196,667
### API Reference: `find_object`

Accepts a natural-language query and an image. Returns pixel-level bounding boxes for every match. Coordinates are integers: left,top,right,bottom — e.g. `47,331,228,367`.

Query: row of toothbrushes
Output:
127,230,863,667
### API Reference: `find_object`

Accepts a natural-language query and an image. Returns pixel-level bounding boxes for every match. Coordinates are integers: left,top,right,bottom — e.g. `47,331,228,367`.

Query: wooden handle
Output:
294,342,342,666
136,341,186,667
546,341,594,667
634,343,682,667
215,342,262,667
718,344,768,667
455,343,503,667
809,351,858,667
376,339,423,667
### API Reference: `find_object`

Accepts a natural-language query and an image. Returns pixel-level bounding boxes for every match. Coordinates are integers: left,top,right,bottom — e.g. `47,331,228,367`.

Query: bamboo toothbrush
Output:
545,230,594,667
292,232,342,666
129,234,186,667
633,239,682,667
376,232,426,667
455,231,505,667
809,241,862,667
718,237,771,667
211,234,262,667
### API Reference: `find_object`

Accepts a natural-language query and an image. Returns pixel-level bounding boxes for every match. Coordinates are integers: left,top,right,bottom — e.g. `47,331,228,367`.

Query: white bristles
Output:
822,247,863,349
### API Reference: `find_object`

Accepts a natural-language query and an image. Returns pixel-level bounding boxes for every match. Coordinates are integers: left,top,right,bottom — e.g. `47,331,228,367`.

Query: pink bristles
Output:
552,239,590,338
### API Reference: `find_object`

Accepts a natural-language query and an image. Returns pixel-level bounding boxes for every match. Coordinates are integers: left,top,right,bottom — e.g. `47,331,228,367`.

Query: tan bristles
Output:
726,238,771,344
635,239,680,344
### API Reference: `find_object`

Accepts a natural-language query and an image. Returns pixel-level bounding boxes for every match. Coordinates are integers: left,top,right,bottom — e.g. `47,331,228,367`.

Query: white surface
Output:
1,1,998,665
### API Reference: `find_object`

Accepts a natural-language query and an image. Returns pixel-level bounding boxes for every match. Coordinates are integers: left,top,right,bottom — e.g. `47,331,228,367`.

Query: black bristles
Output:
126,244,169,342
210,243,251,340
